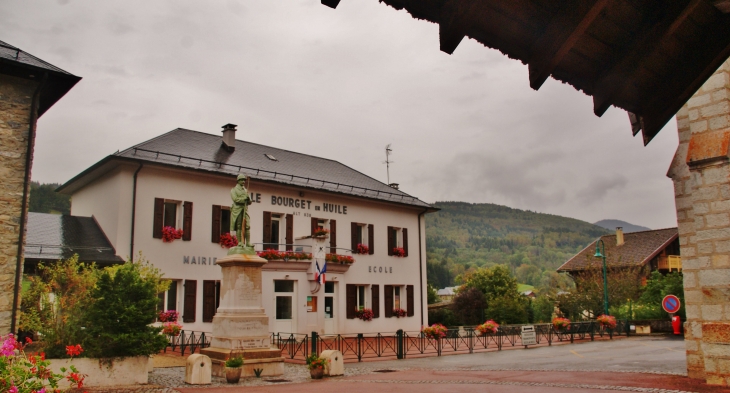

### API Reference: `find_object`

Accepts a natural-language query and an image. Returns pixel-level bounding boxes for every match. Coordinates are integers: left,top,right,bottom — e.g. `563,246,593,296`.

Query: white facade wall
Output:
70,164,429,335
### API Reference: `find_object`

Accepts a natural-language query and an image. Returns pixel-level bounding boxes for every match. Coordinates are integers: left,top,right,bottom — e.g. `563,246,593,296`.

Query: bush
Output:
82,263,169,358
450,287,486,326
428,308,460,326
531,295,554,323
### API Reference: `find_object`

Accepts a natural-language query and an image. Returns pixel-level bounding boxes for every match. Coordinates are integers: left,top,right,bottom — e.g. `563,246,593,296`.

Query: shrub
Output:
305,354,328,370
225,356,244,368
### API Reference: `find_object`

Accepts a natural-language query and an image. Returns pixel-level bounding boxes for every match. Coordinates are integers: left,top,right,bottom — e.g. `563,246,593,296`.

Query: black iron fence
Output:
164,330,211,356
272,320,632,362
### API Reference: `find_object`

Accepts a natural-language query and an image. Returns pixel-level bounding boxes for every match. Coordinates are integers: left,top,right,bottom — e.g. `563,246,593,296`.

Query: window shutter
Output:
203,280,216,323
311,217,318,235
371,285,380,318
346,284,356,319
183,280,197,323
211,205,221,243
182,201,193,241
402,228,408,257
215,281,221,309
384,285,393,318
368,224,374,255
351,222,358,251
286,214,294,251
263,211,272,247
153,198,164,239
387,226,394,256
330,219,337,254
406,285,414,317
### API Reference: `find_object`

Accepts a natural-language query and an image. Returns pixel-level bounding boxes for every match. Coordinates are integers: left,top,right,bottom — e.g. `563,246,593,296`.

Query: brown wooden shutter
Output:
263,211,272,248
211,205,221,243
351,222,358,251
371,284,380,318
406,284,414,317
285,214,293,251
153,198,164,239
202,280,216,322
183,280,197,323
215,281,221,309
346,284,356,319
387,226,394,256
330,219,337,254
384,285,393,318
402,228,408,257
368,224,374,255
182,201,193,241
311,217,318,235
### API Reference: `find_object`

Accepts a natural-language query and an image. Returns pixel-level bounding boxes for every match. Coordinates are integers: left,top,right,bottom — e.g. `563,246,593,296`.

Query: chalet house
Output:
557,227,681,283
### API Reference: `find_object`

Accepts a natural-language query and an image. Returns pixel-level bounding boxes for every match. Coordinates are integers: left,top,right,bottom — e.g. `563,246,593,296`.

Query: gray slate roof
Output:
24,212,123,265
105,128,432,208
0,41,74,76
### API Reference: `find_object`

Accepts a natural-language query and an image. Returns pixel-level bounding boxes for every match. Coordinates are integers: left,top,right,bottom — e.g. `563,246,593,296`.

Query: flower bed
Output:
355,308,374,321
257,250,313,261
326,253,355,264
422,323,448,339
476,320,499,335
392,308,407,318
596,315,617,329
392,247,406,257
355,243,369,254
162,226,183,242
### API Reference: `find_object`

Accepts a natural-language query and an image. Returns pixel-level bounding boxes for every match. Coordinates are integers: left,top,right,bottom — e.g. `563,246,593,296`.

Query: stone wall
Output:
0,74,39,333
668,58,730,385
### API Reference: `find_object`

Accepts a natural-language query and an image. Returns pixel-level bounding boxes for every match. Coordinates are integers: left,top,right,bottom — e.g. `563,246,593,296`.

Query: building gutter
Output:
11,72,48,334
418,207,428,327
130,163,143,259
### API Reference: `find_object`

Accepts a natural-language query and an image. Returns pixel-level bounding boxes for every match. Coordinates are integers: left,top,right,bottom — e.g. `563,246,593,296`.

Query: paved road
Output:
152,336,730,393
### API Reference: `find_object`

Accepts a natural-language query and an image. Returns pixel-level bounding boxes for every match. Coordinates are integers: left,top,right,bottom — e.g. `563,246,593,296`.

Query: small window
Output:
264,153,278,161
164,201,180,228
394,286,401,309
269,215,281,250
390,228,401,248
274,280,294,292
357,285,367,310
220,208,231,235
325,281,335,293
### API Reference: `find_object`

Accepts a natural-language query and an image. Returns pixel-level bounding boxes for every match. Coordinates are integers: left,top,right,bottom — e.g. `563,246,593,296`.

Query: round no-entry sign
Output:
662,295,681,314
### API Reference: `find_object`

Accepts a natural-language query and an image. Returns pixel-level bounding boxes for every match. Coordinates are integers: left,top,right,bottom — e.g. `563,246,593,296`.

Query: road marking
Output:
638,342,682,352
570,350,584,358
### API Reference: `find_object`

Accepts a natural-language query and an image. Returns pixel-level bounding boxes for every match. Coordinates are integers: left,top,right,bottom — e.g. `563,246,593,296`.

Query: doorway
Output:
324,281,336,335
273,280,296,333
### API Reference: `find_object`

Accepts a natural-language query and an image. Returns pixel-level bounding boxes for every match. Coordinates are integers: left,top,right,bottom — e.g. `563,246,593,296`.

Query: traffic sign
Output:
662,295,681,314
521,325,537,346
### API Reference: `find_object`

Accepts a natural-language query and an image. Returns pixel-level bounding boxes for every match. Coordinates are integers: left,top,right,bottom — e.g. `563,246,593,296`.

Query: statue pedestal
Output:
201,252,284,377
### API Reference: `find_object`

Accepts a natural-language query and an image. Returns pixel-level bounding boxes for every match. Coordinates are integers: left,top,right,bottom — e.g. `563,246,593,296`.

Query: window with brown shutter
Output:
183,201,193,241
368,224,374,254
183,280,197,323
387,226,394,256
351,222,358,251
371,284,380,318
406,285,414,317
346,284,356,319
330,219,336,254
311,217,318,235
153,198,164,239
285,214,293,251
263,211,272,248
384,285,393,318
202,280,216,322
211,205,221,242
402,228,408,257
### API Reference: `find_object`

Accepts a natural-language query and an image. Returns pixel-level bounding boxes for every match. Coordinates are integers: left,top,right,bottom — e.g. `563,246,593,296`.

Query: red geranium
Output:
162,226,183,242
219,233,238,248
65,344,83,357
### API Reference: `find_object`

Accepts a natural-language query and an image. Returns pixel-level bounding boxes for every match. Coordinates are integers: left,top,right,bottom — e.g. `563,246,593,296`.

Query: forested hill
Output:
426,201,609,288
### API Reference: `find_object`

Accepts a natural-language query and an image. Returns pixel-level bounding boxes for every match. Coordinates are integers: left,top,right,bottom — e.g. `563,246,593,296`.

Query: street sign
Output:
521,325,537,346
662,295,681,314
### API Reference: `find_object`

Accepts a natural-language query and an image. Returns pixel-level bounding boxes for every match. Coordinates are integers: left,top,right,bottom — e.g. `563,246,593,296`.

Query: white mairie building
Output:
58,125,436,335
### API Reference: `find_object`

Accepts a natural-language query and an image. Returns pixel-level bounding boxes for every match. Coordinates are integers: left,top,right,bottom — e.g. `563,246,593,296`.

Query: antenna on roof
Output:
383,144,394,184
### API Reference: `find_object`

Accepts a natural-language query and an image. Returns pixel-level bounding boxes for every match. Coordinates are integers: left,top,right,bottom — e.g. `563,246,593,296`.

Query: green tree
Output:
461,265,519,301
531,295,555,323
450,287,487,325
82,262,169,358
28,182,70,214
427,284,440,304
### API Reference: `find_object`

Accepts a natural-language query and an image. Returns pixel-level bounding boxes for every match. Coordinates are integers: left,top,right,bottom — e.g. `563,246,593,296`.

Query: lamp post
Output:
594,239,609,316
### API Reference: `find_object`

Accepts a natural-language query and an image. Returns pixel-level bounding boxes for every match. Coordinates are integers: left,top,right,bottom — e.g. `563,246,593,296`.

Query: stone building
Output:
0,40,80,333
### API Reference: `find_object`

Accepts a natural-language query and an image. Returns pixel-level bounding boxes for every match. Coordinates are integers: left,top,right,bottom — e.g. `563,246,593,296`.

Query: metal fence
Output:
164,330,211,356
272,320,632,362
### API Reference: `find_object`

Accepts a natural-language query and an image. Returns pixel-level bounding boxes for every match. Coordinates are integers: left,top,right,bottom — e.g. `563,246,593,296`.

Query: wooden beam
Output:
591,0,701,117
438,0,478,55
439,24,465,55
321,0,341,9
527,0,610,90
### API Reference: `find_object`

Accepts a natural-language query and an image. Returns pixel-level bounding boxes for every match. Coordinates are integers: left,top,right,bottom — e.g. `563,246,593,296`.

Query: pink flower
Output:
9,386,18,393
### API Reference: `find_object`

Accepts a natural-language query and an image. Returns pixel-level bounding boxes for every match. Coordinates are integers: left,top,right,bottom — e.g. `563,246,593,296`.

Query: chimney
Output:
389,183,399,190
616,227,624,246
221,123,237,152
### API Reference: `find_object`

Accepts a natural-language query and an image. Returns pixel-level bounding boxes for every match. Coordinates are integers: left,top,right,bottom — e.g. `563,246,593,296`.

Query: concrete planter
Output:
48,356,150,388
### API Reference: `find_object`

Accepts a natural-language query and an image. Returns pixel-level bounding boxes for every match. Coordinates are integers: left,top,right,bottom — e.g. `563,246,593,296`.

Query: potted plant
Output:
392,308,407,318
552,317,571,332
162,322,182,337
224,356,244,384
475,320,499,335
312,227,330,239
161,226,183,242
355,308,374,321
219,233,238,248
158,310,179,323
355,243,369,255
392,247,406,257
421,323,448,339
596,315,617,330
306,354,329,379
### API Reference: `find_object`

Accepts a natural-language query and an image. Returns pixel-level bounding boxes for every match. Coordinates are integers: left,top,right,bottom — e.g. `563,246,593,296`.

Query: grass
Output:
517,284,534,293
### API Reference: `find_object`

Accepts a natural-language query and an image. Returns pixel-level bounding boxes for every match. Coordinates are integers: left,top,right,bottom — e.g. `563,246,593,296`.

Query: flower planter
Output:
310,366,324,379
48,356,149,388
225,366,243,383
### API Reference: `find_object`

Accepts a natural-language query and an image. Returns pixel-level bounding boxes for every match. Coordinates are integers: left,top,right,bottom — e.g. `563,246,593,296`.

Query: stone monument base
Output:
201,347,284,377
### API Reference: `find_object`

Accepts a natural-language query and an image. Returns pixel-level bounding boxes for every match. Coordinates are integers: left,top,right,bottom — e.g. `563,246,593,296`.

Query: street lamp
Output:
594,239,609,316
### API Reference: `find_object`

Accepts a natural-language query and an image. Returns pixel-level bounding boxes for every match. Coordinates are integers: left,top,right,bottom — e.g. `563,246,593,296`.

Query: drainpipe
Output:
130,164,143,259
11,72,48,334
418,208,428,327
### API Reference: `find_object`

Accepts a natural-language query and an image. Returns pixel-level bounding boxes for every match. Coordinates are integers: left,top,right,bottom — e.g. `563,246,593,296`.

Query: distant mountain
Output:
593,219,651,233
426,202,609,288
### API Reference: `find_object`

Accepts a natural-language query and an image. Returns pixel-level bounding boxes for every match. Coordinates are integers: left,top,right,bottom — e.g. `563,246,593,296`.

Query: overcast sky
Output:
2,0,680,229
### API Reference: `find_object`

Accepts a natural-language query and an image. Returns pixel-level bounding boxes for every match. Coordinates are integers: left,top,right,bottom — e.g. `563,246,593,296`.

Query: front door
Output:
324,281,336,335
274,280,296,334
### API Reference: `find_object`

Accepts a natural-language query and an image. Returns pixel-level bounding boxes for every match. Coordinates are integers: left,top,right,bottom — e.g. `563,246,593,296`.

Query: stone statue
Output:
230,174,252,250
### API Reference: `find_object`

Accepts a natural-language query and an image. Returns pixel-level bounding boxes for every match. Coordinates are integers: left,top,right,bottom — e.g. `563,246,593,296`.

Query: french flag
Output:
314,261,321,283
319,262,327,285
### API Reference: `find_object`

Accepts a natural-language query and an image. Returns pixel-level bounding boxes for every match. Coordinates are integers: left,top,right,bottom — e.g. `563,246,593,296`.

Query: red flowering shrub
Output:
257,250,313,261
325,254,355,264
422,324,448,339
355,308,374,321
355,243,369,255
219,233,238,248
596,315,617,329
162,226,183,242
476,320,499,335
158,310,179,322
0,335,86,392
552,317,571,331
392,247,405,257
392,308,407,318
